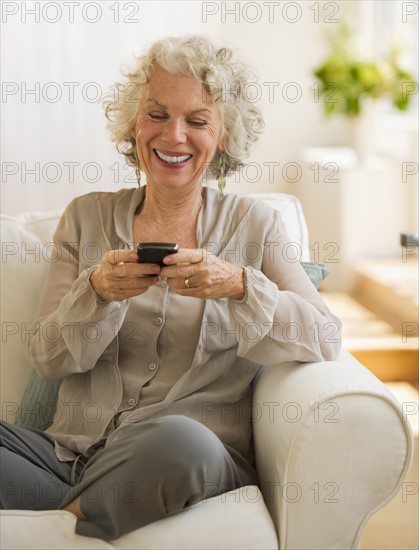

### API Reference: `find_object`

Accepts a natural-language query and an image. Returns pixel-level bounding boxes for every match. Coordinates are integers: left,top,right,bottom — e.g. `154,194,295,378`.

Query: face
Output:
133,66,224,193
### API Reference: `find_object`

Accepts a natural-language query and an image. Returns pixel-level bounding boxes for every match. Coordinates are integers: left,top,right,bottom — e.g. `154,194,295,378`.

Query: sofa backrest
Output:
246,193,309,258
0,193,309,420
1,211,63,421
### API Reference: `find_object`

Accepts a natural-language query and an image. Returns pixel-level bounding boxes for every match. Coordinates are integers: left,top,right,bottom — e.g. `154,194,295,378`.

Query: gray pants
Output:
0,415,258,540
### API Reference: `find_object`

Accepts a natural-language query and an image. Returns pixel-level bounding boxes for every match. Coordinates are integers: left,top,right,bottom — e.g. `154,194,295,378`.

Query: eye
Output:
187,119,207,127
148,112,167,121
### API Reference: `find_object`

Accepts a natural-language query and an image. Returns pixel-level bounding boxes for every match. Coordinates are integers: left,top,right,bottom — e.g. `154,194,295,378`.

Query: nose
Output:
162,118,186,145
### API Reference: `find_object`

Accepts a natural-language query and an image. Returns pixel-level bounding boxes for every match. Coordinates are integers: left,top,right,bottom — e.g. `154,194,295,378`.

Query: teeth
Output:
155,150,192,164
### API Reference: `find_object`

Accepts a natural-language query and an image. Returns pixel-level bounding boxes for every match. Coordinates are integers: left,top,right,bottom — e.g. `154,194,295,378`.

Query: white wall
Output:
215,0,350,196
1,0,350,214
1,1,221,213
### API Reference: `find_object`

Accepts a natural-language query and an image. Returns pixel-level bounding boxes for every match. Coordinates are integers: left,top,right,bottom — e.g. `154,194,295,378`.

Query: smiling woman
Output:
133,67,223,196
103,35,264,188
0,35,342,541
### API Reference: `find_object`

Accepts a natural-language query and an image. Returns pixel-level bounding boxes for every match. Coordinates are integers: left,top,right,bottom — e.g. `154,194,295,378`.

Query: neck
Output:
140,184,204,226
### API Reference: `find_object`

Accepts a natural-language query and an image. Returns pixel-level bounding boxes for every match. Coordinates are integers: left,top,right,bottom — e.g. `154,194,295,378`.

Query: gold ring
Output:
184,277,190,288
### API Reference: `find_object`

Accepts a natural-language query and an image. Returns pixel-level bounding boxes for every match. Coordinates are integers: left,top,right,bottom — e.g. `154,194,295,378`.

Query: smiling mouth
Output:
154,149,193,164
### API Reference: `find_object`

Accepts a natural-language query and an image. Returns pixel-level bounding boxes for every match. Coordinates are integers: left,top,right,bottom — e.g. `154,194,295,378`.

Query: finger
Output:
166,280,216,299
113,262,161,278
105,275,159,299
115,275,159,292
165,277,192,293
159,265,188,279
164,263,229,293
105,249,138,266
124,250,143,263
161,257,216,280
162,248,207,266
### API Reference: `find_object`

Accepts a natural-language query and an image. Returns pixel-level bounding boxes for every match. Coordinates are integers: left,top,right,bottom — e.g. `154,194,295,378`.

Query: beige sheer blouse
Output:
28,186,341,464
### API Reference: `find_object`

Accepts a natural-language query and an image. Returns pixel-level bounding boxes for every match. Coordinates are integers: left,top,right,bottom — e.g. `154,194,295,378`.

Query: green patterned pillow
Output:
15,370,61,431
301,261,331,288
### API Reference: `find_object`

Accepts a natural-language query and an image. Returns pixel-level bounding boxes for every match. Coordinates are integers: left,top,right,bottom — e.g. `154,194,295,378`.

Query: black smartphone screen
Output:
137,242,179,267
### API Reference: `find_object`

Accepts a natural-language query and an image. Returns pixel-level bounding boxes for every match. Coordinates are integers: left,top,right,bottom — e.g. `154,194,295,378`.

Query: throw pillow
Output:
301,261,331,288
15,371,61,431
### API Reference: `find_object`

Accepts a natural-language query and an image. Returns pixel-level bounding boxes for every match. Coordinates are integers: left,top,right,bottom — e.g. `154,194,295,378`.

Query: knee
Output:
120,415,227,470
150,416,237,501
152,415,226,462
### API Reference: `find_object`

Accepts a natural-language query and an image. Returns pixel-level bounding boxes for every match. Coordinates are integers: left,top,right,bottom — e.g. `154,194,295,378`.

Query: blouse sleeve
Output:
27,197,129,380
227,207,342,365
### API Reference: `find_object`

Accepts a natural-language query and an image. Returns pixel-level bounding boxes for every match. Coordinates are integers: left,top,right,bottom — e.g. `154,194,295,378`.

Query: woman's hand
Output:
160,248,245,300
90,249,161,302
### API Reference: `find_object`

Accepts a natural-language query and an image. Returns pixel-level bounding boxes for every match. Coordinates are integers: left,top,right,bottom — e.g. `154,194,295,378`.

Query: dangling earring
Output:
133,147,141,187
218,152,226,199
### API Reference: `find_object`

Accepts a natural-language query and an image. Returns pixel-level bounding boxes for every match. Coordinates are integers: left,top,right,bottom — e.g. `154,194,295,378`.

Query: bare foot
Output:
63,496,86,520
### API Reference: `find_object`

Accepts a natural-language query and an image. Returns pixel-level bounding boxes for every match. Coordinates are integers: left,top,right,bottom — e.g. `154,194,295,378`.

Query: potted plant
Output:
313,21,417,159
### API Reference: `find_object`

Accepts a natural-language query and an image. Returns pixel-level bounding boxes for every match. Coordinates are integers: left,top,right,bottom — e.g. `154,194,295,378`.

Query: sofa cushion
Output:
0,486,278,550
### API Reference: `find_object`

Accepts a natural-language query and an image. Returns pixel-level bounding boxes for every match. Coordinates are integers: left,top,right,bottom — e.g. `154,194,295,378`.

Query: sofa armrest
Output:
252,351,414,550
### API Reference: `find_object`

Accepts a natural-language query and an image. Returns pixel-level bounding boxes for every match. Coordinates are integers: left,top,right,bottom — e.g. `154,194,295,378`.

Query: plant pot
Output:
347,100,378,163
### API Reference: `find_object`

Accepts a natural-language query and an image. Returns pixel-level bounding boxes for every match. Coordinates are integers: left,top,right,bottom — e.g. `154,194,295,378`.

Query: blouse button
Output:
149,363,157,371
128,398,136,406
160,279,167,288
154,317,163,326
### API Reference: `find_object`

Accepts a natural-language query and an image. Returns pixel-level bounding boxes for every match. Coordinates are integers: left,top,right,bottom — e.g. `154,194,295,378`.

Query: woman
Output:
0,35,341,539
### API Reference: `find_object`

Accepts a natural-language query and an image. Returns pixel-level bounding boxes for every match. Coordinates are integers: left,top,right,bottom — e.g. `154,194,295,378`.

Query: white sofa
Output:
0,193,414,549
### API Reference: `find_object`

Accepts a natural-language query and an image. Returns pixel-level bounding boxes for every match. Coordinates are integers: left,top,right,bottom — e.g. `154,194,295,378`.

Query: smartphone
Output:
137,242,179,267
